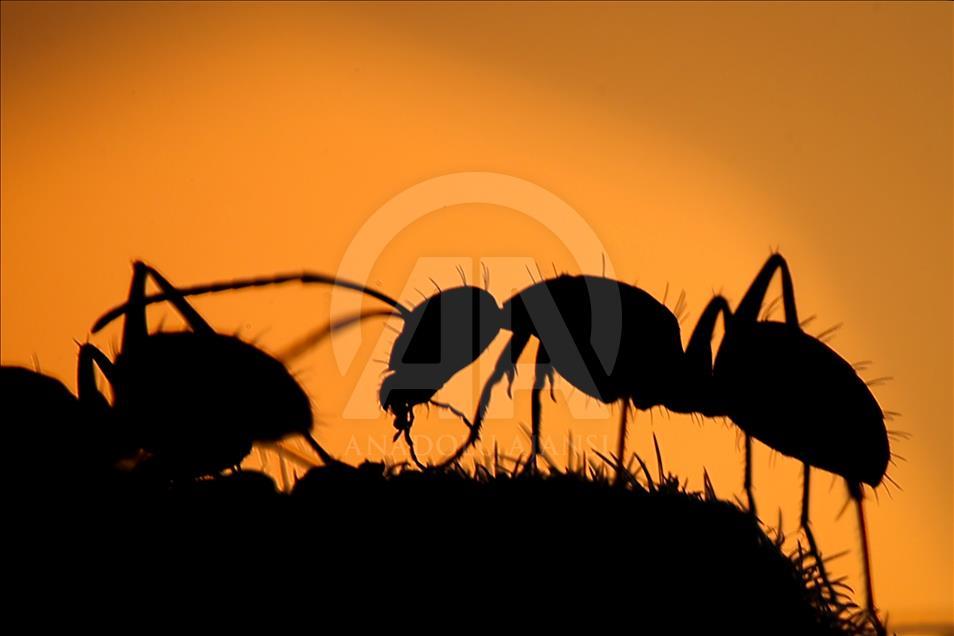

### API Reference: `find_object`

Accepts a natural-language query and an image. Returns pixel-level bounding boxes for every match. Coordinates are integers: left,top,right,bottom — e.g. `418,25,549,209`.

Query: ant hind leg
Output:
849,481,883,633
800,464,838,603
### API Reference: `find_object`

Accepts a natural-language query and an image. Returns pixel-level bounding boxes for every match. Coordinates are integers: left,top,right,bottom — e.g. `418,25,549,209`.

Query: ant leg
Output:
77,343,114,414
428,399,474,430
529,346,553,472
615,402,629,485
121,262,150,354
120,262,214,354
438,332,531,468
801,464,837,602
304,433,344,467
849,481,881,628
744,435,757,516
137,263,214,334
735,253,799,327
681,295,731,415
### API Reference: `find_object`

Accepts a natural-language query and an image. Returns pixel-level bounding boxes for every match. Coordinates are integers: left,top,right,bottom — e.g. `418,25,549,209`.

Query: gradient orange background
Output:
1,2,951,627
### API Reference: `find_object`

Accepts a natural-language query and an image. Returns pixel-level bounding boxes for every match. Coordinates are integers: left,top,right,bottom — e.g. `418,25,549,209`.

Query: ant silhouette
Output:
434,267,698,474
684,253,890,626
86,261,340,480
93,265,498,469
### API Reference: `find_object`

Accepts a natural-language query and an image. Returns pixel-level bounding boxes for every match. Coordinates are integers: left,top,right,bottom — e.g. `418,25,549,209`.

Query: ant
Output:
683,253,890,626
86,261,340,481
94,265,498,468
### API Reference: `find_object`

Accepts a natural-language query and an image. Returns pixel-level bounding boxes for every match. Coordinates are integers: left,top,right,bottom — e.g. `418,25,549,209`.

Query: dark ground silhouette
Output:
15,455,885,636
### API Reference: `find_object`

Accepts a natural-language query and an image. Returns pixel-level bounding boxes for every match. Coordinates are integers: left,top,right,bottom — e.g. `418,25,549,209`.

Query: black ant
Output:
93,266,497,468
683,253,890,626
86,261,340,481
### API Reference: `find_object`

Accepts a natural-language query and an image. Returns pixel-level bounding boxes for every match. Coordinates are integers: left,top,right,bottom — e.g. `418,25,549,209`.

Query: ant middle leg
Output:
528,345,554,473
438,331,531,468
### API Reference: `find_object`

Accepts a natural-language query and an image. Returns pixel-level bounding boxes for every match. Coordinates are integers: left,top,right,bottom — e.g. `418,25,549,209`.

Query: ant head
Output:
393,286,502,365
383,285,503,395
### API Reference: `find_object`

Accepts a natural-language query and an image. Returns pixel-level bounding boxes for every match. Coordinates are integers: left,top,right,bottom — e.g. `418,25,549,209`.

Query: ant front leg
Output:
438,331,530,468
734,253,799,327
120,262,214,353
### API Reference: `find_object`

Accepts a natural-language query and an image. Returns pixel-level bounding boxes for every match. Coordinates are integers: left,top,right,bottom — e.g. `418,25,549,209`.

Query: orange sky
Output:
1,2,951,625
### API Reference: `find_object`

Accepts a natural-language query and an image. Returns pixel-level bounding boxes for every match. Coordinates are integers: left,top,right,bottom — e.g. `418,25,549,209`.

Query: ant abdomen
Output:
714,322,889,488
112,332,314,479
